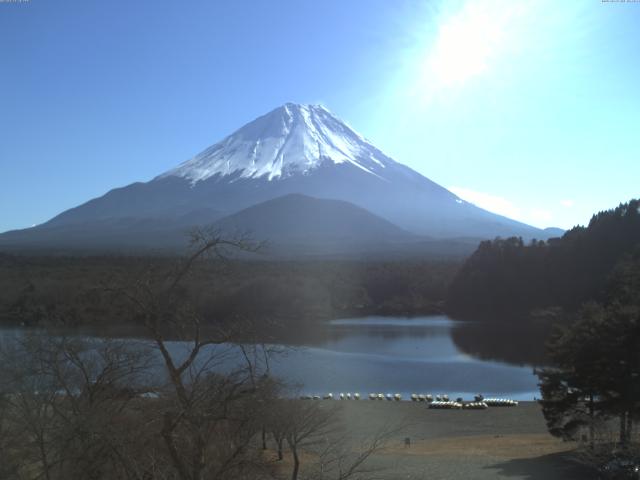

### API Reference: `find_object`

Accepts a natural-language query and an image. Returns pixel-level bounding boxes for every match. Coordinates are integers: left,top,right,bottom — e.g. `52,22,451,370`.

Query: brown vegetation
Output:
0,230,402,480
0,252,459,340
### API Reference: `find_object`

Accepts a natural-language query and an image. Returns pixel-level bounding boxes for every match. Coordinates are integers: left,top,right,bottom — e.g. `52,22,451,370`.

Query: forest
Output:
0,252,460,343
448,199,640,457
447,199,640,322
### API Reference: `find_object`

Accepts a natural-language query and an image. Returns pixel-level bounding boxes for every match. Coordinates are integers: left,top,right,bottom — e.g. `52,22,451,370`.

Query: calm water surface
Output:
1,316,540,400
266,316,540,400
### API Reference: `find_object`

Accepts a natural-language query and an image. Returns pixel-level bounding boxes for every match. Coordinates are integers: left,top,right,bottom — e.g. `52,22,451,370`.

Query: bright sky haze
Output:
1,0,638,232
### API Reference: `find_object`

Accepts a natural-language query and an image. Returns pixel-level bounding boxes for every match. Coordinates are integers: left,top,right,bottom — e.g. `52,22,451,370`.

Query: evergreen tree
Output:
538,250,640,446
448,198,640,319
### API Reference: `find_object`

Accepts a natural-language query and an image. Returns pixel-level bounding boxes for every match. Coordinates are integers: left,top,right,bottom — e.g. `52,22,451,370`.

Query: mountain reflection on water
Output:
273,316,543,400
450,320,551,367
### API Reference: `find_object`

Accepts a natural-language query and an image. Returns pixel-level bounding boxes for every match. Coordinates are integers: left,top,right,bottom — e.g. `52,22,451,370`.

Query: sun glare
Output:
421,1,527,89
430,9,500,85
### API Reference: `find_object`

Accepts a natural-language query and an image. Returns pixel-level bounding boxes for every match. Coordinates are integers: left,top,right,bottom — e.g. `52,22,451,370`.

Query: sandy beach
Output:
273,400,593,480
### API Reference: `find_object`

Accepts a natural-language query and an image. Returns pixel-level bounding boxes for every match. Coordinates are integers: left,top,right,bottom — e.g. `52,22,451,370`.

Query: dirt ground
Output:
279,401,595,480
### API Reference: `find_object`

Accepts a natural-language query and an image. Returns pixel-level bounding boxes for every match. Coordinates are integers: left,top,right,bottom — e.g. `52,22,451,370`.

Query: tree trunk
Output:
192,434,206,480
620,412,628,445
37,433,52,480
291,446,300,480
588,394,595,450
262,427,267,450
162,412,191,480
277,438,284,461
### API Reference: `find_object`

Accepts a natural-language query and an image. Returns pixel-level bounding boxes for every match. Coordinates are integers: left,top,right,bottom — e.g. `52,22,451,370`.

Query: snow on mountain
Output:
158,103,393,183
0,102,559,254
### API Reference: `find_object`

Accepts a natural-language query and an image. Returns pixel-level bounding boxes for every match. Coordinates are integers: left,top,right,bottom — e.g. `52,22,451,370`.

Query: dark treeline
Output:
447,199,640,321
0,254,460,342
536,240,640,463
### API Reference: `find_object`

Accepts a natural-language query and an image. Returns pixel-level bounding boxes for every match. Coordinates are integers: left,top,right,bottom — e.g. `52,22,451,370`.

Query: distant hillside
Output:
446,199,640,319
542,227,565,238
0,194,483,259
213,193,415,251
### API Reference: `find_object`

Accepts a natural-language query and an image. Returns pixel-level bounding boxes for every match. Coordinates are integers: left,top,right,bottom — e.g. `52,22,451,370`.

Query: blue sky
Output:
1,0,638,232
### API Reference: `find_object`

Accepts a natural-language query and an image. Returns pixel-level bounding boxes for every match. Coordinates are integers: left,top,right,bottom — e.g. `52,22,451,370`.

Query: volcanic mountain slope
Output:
0,194,421,255
213,193,420,255
0,103,556,254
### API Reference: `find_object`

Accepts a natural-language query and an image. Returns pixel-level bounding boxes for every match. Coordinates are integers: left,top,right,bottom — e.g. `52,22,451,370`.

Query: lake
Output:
0,315,542,401
264,315,541,400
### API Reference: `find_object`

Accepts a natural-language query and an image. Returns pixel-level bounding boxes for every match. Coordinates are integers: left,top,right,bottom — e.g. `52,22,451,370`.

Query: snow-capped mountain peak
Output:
159,103,394,183
0,102,553,252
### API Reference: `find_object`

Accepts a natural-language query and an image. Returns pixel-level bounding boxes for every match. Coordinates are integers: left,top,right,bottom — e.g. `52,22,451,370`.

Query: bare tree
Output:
266,399,403,480
264,398,292,462
108,228,280,480
0,332,155,480
0,228,399,480
283,400,341,480
309,422,403,480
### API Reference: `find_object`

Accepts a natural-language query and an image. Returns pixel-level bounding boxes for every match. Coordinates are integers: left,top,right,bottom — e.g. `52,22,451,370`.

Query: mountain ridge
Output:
0,103,561,255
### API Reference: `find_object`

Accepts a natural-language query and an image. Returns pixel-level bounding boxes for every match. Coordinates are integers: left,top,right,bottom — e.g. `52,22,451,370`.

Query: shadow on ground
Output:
484,451,595,479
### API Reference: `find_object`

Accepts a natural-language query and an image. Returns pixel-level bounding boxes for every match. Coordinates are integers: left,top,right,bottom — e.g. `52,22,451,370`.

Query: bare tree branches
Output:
0,333,156,480
0,229,399,480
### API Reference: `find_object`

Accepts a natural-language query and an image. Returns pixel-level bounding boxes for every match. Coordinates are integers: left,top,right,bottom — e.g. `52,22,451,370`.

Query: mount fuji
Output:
0,103,556,256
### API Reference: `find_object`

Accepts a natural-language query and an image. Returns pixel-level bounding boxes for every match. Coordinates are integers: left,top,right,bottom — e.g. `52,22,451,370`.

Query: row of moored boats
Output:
299,392,518,407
